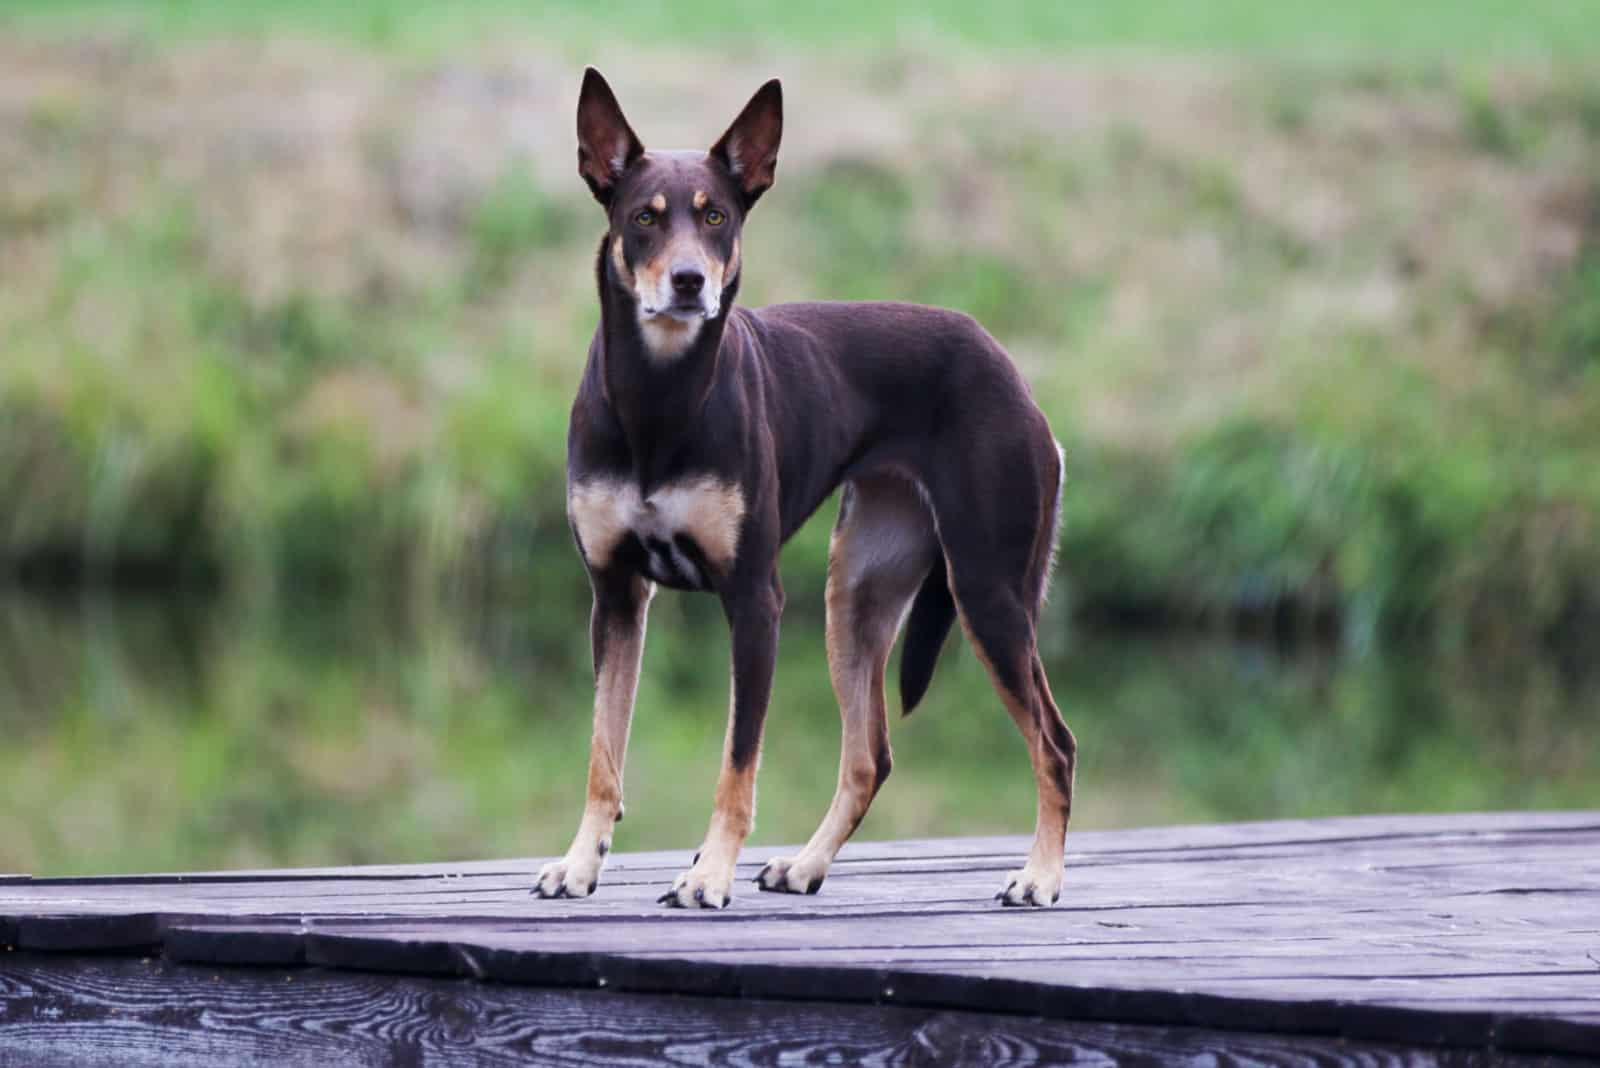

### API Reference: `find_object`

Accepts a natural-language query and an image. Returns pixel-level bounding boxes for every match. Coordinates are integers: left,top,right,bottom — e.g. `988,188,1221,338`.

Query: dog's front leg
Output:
659,576,783,909
533,571,653,899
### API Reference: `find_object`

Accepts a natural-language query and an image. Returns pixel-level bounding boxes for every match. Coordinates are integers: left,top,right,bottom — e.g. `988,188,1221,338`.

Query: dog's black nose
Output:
671,269,705,297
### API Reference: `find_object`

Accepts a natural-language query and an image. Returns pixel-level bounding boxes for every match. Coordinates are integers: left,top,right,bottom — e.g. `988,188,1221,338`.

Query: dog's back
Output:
729,299,1055,525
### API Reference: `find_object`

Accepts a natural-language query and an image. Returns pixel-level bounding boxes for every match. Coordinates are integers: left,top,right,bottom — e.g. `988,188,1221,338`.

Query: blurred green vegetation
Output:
4,593,1596,876
3,21,1599,654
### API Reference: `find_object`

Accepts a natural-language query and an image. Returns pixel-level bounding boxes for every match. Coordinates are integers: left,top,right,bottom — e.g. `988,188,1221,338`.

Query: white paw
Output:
996,862,1062,907
531,846,606,899
753,854,828,895
658,857,735,909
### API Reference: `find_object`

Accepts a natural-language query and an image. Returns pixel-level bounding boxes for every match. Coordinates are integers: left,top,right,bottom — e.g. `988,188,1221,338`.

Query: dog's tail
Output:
899,563,956,716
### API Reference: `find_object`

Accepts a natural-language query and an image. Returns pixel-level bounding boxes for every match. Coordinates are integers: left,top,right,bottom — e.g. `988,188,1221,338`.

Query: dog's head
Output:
577,68,781,358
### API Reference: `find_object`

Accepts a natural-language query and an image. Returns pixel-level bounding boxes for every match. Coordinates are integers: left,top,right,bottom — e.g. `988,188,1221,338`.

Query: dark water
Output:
2,592,1595,877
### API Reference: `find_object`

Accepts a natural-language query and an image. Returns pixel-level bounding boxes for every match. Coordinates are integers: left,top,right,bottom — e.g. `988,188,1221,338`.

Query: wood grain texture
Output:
0,954,1576,1068
3,813,1599,1057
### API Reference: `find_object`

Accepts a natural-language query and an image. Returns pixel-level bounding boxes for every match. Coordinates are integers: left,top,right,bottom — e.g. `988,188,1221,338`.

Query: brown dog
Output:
532,69,1075,909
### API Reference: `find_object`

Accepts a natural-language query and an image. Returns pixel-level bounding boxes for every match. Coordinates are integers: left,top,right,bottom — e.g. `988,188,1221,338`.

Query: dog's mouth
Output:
641,301,713,322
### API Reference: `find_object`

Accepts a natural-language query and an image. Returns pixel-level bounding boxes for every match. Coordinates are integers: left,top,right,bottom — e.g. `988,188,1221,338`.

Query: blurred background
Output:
2,2,1597,876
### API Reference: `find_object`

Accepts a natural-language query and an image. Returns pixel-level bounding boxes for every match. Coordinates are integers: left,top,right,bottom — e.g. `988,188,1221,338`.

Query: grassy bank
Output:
1,25,1599,652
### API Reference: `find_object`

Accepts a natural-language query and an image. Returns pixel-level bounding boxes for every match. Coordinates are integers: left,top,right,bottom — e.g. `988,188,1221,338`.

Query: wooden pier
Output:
2,811,1597,1064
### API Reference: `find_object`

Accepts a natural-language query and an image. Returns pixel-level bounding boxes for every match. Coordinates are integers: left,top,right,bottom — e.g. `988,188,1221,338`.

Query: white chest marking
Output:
569,477,746,575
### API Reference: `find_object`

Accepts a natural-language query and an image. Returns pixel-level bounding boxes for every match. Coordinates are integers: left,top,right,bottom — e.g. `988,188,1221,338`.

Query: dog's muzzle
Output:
640,257,721,321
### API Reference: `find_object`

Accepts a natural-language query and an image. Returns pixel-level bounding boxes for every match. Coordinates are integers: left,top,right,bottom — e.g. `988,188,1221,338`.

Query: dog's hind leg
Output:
936,429,1075,907
756,476,937,895
954,586,1076,907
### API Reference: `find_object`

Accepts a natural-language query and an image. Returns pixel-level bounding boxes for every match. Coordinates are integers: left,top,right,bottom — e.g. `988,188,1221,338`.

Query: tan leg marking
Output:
1027,656,1075,878
758,478,936,895
660,667,758,908
535,577,655,899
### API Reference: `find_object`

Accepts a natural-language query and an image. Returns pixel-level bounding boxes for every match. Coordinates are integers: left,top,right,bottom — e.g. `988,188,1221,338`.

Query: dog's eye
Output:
633,209,655,227
704,209,726,226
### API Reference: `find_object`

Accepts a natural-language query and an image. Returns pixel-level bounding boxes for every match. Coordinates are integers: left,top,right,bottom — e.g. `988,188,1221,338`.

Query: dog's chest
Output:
568,476,746,588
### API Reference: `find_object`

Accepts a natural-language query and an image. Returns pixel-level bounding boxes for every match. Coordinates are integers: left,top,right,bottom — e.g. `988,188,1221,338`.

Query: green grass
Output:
5,0,1600,57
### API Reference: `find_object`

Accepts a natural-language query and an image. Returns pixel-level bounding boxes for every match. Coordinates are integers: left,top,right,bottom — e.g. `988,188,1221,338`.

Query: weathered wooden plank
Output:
260,913,1591,969
16,894,1596,949
9,890,1596,970
162,924,310,967
5,953,1564,1068
263,922,1600,1055
15,914,163,953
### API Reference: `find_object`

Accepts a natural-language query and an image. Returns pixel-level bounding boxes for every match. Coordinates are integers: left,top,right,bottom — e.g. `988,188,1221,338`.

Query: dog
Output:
532,69,1075,909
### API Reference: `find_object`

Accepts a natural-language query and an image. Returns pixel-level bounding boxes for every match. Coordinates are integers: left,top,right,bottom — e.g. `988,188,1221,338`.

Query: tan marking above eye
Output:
693,190,708,210
649,193,667,213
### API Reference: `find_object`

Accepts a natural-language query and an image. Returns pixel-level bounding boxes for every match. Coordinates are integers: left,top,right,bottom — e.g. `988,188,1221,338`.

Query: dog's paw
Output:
657,859,734,909
996,863,1062,908
753,854,827,895
531,852,603,900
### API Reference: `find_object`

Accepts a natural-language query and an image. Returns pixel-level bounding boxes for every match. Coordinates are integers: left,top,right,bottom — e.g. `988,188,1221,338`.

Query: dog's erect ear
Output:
710,79,782,209
577,67,644,207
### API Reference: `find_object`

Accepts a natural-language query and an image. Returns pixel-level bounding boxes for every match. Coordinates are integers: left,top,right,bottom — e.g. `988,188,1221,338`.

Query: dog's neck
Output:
594,235,740,483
